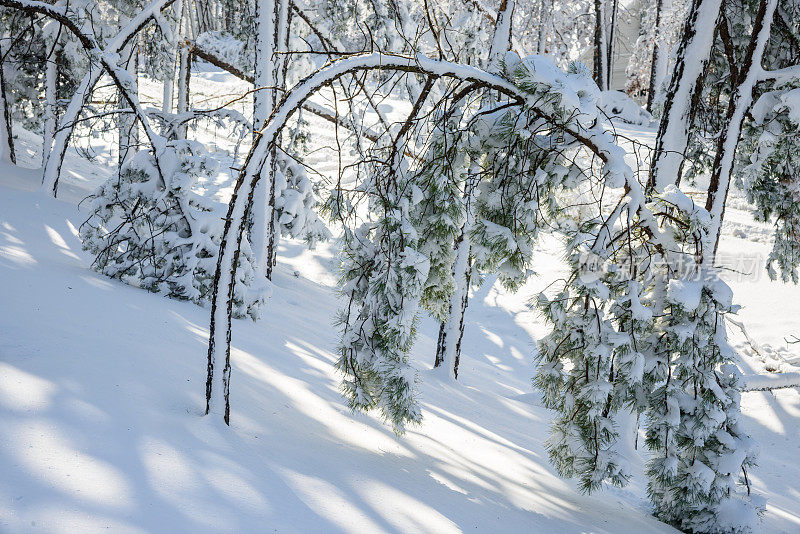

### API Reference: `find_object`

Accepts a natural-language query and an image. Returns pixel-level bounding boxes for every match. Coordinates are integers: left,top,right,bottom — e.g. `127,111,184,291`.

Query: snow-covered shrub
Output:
273,152,332,245
645,270,759,534
598,91,653,126
81,140,269,319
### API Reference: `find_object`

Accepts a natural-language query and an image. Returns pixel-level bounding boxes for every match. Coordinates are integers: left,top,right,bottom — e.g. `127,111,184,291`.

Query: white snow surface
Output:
1,72,800,533
0,169,675,534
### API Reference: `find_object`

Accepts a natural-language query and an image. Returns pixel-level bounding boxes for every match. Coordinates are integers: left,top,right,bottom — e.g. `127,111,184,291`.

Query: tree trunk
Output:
646,0,666,112
434,225,471,378
606,0,619,89
593,0,608,91
43,43,59,168
647,0,723,192
251,0,279,280
176,42,191,139
0,41,16,165
162,0,185,116
704,0,777,261
452,263,471,379
536,0,549,54
264,0,290,280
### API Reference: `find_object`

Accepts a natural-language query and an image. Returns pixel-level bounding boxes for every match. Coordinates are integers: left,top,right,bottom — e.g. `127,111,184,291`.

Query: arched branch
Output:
204,51,635,424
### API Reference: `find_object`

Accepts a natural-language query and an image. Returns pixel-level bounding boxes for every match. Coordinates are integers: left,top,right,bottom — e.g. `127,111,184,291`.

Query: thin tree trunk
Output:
264,0,290,280
251,0,279,280
452,262,471,379
176,42,191,139
593,0,607,90
161,68,174,115
606,0,619,89
43,42,59,167
0,40,16,165
536,0,549,54
435,223,471,377
435,321,446,368
646,0,666,112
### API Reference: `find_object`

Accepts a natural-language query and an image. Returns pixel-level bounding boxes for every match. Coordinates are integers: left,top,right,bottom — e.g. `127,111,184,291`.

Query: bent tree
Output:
202,50,758,532
5,0,765,530
203,52,539,425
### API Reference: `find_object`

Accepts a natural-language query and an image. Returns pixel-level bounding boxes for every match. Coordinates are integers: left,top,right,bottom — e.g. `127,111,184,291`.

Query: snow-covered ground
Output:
1,70,800,533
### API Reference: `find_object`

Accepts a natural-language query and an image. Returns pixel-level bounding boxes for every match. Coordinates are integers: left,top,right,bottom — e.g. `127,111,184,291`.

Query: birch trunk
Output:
251,0,280,280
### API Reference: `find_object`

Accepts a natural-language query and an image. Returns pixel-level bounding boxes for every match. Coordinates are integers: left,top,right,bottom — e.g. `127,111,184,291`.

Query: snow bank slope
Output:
0,166,798,533
0,172,676,533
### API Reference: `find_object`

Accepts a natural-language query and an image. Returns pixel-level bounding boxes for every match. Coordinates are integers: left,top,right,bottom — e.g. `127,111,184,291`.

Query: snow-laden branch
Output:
188,40,385,145
740,372,800,392
757,63,800,83
0,0,178,195
204,51,638,423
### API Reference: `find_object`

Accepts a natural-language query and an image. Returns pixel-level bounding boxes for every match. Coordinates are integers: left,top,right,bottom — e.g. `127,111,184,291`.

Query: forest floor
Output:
1,68,799,533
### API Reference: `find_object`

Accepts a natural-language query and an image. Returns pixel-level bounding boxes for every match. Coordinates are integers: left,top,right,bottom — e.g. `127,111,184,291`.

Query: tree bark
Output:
251,0,279,280
646,0,666,112
647,0,723,192
704,0,777,260
0,39,16,165
593,0,607,91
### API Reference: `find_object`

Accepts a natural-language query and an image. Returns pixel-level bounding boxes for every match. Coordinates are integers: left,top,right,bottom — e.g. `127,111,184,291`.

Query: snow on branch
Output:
187,40,385,145
758,63,800,83
740,372,800,392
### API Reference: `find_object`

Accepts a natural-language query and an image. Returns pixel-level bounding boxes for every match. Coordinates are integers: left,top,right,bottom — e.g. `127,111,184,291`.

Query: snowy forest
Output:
1,0,799,531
